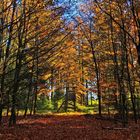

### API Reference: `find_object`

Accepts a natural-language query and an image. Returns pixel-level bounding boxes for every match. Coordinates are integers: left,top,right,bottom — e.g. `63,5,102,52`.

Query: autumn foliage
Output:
0,0,140,139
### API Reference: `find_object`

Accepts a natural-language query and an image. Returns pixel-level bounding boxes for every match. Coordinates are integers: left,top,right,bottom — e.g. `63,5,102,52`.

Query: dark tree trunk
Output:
0,0,17,124
65,86,68,112
24,74,32,117
91,46,101,116
86,81,89,106
136,44,140,65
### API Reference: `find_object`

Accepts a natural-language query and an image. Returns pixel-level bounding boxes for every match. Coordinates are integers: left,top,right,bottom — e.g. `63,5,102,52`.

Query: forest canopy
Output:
0,0,140,129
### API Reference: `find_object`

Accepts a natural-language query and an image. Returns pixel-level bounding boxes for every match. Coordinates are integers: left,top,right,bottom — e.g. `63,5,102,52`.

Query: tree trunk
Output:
24,74,32,117
65,86,68,112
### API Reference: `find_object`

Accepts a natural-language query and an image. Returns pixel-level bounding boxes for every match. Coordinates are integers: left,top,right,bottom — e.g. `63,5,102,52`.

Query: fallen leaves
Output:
0,115,140,140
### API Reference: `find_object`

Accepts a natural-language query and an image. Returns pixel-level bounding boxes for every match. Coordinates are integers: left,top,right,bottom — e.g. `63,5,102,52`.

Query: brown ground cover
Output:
0,115,139,140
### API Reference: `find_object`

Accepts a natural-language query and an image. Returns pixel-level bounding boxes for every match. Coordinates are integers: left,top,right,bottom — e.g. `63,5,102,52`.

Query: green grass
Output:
2,99,100,116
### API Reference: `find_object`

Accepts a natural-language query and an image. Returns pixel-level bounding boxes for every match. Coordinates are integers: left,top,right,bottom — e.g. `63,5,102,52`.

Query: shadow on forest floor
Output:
0,114,140,140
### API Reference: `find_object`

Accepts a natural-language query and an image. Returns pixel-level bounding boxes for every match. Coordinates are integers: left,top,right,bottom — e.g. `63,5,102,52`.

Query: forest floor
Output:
0,114,140,140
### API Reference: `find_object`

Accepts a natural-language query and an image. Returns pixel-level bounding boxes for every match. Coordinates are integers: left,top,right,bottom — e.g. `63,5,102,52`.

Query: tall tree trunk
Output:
9,47,22,126
51,69,54,102
86,80,89,106
65,86,68,112
91,46,101,116
0,0,17,124
24,73,32,117
33,19,39,115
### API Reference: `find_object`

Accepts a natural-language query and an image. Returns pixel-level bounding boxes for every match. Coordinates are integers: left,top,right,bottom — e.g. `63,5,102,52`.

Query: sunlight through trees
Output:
0,0,140,131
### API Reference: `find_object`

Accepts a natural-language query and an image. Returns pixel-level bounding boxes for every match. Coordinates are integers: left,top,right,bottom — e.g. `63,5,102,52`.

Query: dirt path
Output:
0,115,139,140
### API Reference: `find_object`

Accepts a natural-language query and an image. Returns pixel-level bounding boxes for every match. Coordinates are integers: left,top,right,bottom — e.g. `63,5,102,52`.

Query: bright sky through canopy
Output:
56,0,85,21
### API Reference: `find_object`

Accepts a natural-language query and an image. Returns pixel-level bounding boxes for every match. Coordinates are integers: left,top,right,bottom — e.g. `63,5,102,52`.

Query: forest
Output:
0,0,140,139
